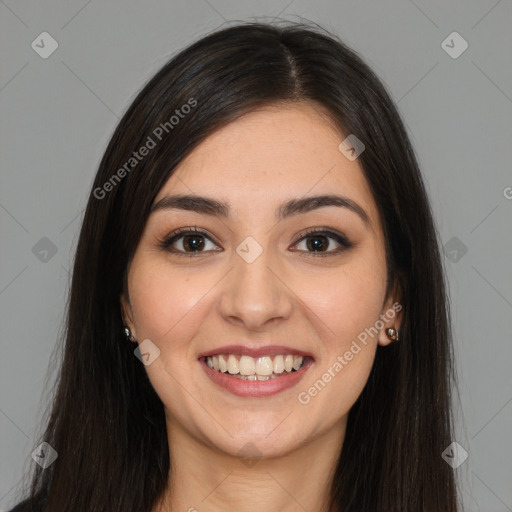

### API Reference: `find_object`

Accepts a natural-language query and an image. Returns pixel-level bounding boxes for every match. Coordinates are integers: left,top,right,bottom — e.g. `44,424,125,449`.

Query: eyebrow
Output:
150,193,370,228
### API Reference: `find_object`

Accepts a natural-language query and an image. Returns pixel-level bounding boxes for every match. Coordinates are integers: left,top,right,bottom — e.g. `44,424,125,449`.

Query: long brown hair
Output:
12,21,458,511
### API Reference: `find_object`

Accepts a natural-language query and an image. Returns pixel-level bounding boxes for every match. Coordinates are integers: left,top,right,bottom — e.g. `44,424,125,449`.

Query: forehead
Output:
154,103,379,229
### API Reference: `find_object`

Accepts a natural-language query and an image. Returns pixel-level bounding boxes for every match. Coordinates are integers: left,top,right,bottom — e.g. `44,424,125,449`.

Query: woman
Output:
10,21,459,511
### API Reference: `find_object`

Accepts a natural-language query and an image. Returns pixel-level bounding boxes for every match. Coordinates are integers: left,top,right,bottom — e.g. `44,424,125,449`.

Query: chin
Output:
208,429,306,461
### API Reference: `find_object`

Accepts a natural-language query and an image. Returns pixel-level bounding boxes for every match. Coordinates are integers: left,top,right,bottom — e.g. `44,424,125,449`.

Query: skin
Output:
121,102,402,512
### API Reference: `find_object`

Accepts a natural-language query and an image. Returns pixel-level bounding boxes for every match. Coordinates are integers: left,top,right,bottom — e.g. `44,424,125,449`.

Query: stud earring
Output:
385,327,400,341
123,326,137,343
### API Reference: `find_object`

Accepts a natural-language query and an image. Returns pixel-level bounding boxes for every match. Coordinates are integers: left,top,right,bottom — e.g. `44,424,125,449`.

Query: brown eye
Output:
180,234,206,252
158,227,221,257
292,228,353,257
304,235,330,252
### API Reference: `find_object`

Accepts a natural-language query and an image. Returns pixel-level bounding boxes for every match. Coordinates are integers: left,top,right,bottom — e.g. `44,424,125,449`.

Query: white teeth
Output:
256,356,273,376
205,354,306,378
219,354,228,372
239,355,256,375
227,354,239,374
293,356,303,371
273,355,285,374
231,374,277,381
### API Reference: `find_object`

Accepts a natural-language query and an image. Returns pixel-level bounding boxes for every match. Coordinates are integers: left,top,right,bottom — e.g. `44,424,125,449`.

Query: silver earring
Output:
123,326,137,343
385,327,400,341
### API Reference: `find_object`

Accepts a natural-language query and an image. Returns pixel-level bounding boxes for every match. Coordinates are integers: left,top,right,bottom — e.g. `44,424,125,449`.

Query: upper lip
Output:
197,344,315,360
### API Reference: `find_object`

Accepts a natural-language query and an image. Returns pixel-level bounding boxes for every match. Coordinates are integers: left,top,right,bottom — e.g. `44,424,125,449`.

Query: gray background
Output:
1,0,511,510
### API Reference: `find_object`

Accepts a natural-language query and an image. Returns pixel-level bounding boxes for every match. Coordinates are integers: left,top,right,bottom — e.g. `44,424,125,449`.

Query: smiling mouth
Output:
200,354,310,381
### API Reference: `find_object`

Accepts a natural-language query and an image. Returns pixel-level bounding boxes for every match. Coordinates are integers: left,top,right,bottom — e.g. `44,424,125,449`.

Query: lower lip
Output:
199,357,314,397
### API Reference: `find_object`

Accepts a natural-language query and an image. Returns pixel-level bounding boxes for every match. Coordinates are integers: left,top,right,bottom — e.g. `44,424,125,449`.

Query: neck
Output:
153,415,346,512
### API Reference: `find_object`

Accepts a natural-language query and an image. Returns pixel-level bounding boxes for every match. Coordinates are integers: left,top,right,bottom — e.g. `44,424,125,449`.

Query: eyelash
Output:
157,226,353,259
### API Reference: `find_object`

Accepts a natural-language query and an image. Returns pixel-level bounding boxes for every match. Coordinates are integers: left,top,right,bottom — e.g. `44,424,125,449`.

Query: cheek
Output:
129,258,210,342
329,278,385,347
127,259,215,417
301,256,387,350
294,250,387,409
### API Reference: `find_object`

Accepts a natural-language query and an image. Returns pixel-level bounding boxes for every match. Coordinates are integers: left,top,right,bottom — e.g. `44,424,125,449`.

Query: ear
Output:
120,292,136,339
377,279,403,347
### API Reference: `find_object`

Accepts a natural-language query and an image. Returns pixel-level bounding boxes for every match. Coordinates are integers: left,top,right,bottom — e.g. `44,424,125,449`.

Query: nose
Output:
218,248,293,331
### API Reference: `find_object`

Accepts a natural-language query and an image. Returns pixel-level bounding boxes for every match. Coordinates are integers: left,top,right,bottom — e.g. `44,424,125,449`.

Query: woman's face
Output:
121,102,401,459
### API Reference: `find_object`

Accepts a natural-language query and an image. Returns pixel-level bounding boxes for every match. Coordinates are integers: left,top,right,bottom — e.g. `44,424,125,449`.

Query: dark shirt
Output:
8,498,35,512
